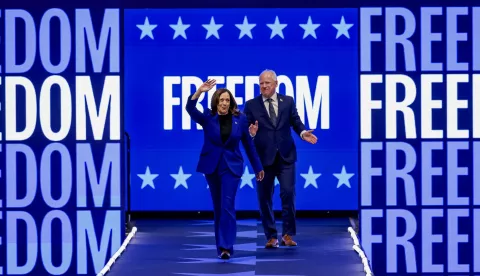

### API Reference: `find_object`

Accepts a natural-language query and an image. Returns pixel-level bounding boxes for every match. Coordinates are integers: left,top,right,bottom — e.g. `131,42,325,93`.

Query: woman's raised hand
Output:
198,79,216,93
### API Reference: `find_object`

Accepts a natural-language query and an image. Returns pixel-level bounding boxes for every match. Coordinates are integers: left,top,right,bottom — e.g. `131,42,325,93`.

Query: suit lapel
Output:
257,96,270,118
257,96,274,127
225,115,239,145
276,94,284,126
212,114,223,144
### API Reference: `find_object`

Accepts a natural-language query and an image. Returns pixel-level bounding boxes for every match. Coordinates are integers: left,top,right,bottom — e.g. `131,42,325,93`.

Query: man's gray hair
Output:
260,69,277,80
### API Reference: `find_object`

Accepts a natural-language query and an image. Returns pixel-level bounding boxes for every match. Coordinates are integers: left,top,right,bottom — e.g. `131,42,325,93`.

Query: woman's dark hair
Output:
210,88,240,116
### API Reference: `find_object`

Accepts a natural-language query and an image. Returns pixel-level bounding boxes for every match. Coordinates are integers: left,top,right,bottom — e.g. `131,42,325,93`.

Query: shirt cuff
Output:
300,130,307,139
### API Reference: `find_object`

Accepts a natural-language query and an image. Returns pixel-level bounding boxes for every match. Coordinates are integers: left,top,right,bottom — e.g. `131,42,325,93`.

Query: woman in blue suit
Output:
186,79,264,259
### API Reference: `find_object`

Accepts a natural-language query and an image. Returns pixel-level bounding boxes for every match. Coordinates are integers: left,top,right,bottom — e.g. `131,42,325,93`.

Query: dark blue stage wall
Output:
359,5,479,276
0,6,124,276
124,8,359,212
3,1,479,276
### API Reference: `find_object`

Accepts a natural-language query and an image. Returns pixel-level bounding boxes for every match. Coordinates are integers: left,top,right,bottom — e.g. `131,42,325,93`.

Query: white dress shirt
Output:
258,93,306,139
262,93,279,118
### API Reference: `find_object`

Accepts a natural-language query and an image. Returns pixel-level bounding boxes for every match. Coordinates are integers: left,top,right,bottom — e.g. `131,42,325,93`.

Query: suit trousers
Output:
256,151,296,240
204,154,241,256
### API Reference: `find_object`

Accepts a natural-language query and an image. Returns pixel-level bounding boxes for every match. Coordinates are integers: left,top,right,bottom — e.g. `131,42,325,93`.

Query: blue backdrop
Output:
4,0,478,276
124,8,359,211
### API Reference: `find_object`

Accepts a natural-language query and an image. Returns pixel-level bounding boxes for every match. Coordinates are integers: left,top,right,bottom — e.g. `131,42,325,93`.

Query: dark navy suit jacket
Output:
185,95,263,177
243,93,307,167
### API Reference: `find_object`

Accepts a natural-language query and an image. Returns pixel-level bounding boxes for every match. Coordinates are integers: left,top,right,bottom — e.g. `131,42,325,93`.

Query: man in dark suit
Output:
243,69,317,248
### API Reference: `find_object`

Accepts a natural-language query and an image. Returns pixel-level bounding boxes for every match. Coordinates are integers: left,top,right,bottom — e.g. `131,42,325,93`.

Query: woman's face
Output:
217,92,230,115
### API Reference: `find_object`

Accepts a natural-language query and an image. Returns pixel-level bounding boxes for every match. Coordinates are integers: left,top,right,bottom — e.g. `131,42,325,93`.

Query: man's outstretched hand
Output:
303,130,317,144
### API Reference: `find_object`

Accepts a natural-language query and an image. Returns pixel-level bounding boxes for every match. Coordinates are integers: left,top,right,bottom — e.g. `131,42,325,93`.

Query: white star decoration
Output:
202,16,223,39
240,166,255,189
267,16,287,39
171,166,191,189
170,16,190,39
135,14,355,40
300,166,321,189
235,16,256,39
141,165,353,191
137,166,158,189
204,174,210,189
333,165,354,188
136,17,157,39
299,16,320,39
332,16,353,39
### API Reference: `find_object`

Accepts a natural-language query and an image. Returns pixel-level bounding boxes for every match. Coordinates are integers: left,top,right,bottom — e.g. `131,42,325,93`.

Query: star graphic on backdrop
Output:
136,17,157,39
202,174,210,189
332,16,353,39
170,16,190,39
177,256,302,265
240,167,255,189
175,271,305,276
190,220,258,227
171,166,191,189
299,16,320,39
235,16,256,39
333,166,354,188
187,230,261,238
267,16,287,39
300,166,321,189
137,166,158,189
182,243,261,252
202,16,223,39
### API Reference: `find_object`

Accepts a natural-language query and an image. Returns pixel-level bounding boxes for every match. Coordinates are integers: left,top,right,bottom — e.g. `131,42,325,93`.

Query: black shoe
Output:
219,250,230,259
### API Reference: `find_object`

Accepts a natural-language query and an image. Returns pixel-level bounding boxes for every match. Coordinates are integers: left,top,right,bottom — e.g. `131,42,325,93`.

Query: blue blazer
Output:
185,94,263,177
243,93,307,166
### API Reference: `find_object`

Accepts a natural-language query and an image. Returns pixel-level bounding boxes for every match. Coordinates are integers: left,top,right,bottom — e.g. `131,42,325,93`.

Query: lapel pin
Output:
280,99,283,102
235,121,237,124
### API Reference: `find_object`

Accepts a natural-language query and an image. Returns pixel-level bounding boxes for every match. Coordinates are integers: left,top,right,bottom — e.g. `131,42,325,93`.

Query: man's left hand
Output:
302,130,317,144
249,120,258,137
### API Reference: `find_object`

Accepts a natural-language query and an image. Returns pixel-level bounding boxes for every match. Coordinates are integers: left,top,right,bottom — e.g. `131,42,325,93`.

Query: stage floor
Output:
107,218,364,276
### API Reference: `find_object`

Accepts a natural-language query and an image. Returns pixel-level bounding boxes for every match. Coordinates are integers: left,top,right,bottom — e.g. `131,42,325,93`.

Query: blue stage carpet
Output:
107,218,364,276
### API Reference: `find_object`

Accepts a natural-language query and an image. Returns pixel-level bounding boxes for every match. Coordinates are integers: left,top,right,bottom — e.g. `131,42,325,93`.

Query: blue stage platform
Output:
108,218,363,276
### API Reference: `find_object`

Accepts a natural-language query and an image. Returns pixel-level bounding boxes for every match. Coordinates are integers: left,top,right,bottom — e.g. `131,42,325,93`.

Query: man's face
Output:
259,72,277,98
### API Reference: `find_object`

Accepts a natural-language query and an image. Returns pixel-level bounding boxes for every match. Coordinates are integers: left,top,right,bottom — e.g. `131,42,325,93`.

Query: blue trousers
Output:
204,156,240,256
256,152,296,240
